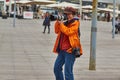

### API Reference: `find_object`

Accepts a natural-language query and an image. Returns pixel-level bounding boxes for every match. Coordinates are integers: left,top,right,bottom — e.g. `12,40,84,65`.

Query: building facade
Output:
0,0,6,12
0,0,4,12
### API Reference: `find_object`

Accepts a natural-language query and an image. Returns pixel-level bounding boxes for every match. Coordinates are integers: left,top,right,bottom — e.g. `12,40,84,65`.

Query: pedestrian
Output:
107,12,111,22
114,17,120,34
53,7,83,80
42,12,50,34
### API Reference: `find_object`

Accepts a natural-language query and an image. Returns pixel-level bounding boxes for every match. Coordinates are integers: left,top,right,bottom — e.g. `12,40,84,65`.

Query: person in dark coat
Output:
107,12,111,22
43,12,51,34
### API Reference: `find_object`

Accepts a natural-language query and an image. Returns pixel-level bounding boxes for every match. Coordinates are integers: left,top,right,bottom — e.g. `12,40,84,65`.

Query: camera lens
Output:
50,14,67,21
57,15,64,21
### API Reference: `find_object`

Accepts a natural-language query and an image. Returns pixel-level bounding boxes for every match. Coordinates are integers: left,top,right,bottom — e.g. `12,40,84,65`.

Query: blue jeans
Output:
54,50,75,80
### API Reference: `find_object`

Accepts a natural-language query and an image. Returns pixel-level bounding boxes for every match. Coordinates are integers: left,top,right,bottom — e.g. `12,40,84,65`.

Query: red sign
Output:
6,0,20,2
23,11,33,19
6,0,9,2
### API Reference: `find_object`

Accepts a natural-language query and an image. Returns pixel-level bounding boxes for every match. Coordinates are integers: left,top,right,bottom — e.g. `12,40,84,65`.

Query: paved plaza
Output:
0,18,120,80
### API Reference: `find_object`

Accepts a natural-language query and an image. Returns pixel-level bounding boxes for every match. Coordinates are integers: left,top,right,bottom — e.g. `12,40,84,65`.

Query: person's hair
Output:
45,12,50,16
64,7,76,15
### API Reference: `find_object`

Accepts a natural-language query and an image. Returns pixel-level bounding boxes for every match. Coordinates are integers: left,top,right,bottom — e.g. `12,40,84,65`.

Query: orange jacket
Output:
53,19,83,55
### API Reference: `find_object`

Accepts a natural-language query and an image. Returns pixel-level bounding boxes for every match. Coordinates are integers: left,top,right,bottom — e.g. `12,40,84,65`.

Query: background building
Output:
0,0,6,16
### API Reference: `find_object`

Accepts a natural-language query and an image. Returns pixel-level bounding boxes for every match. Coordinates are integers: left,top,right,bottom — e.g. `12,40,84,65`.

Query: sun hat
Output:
64,7,76,15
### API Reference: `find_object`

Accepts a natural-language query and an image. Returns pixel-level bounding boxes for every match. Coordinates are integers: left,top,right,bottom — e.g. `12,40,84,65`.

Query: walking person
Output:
53,7,83,80
42,12,50,34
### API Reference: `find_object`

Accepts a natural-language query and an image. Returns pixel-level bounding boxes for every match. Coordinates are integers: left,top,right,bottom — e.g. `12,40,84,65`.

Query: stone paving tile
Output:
0,18,120,80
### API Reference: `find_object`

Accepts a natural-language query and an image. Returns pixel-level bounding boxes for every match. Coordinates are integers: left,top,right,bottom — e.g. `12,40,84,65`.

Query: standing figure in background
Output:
107,12,111,22
105,12,111,22
42,12,51,34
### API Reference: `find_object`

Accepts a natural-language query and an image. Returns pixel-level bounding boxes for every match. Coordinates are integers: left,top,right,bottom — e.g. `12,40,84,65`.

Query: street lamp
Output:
112,0,116,39
9,0,12,16
13,0,16,27
4,0,6,12
89,0,98,70
79,0,82,20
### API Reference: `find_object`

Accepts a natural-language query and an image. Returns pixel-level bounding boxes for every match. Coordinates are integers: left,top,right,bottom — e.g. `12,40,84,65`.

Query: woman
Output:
53,7,83,80
42,12,50,34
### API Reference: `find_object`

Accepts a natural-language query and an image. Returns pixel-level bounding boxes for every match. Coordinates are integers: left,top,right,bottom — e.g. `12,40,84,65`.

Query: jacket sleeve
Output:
54,21,61,34
59,20,80,36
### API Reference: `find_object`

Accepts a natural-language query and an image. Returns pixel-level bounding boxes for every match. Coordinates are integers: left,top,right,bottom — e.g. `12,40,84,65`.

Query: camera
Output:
56,15,65,21
72,47,81,58
50,14,67,21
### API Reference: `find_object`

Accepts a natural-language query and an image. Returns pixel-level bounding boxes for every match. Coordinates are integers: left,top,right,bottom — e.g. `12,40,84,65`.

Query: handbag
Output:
42,20,46,26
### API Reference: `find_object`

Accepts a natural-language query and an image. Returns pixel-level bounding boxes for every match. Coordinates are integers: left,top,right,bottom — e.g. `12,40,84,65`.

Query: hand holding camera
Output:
57,20,63,24
56,15,65,21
